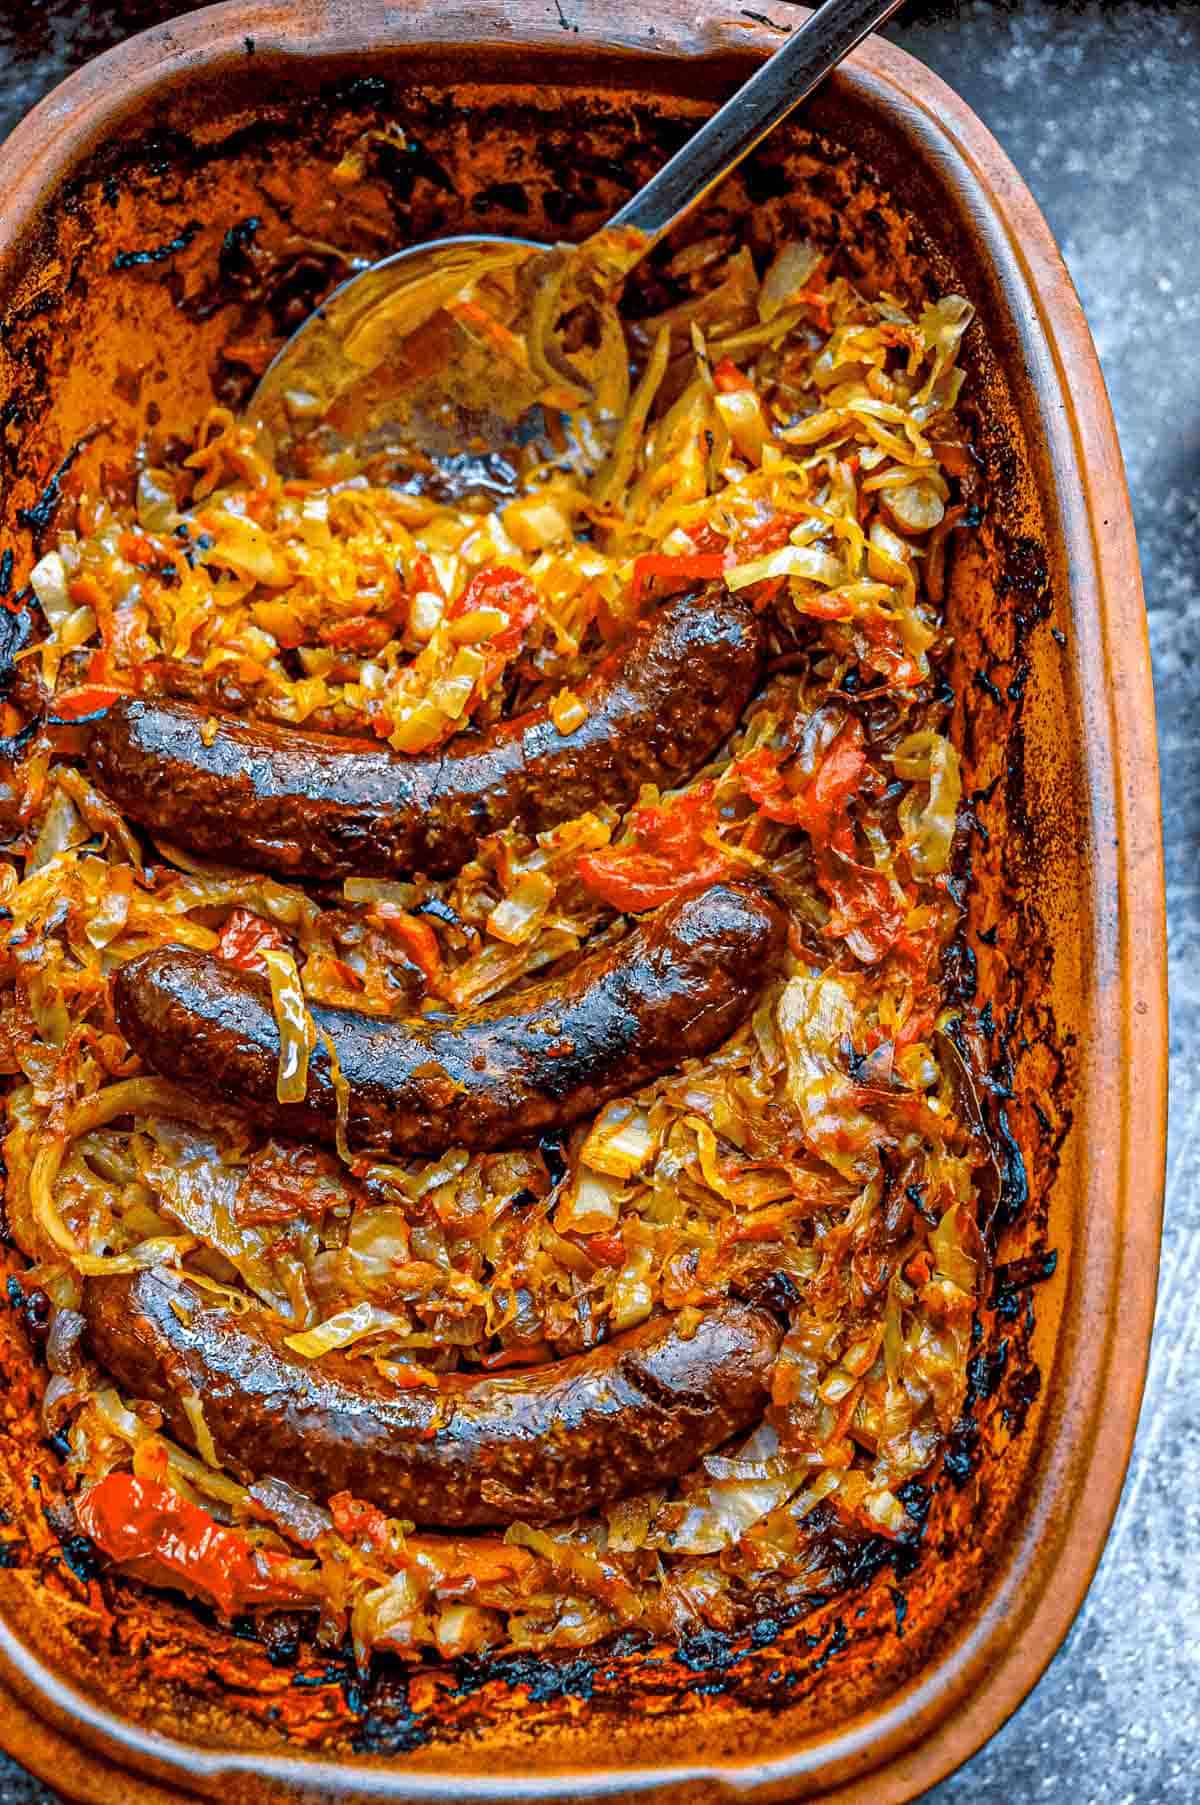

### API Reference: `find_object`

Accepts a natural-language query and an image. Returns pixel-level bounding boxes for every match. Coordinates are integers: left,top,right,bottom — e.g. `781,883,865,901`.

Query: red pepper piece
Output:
76,1473,308,1619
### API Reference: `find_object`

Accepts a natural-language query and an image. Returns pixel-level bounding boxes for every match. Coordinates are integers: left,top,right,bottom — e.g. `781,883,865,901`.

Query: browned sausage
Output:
114,881,785,1158
84,1268,782,1527
87,585,765,879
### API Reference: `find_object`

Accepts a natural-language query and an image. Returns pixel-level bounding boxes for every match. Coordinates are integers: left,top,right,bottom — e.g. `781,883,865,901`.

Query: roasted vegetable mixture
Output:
0,221,988,1667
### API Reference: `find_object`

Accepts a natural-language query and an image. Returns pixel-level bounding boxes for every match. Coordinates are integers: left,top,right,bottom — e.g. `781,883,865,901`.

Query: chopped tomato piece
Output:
892,911,941,977
816,853,905,964
904,1250,934,1286
76,1473,309,1619
650,518,796,607
731,513,799,561
685,522,729,555
738,721,905,963
117,532,160,567
217,906,290,974
737,718,866,852
68,572,107,610
630,553,726,606
409,1535,536,1595
799,591,857,622
406,551,442,599
439,564,539,694
804,720,868,849
326,955,365,993
369,903,441,984
248,599,306,649
736,747,801,825
586,1231,627,1267
234,1140,350,1225
857,613,925,688
319,613,395,652
713,357,754,393
792,284,832,331
243,490,273,525
49,684,124,721
448,565,537,658
723,514,801,605
377,1358,442,1387
578,779,734,912
894,1006,936,1051
329,1491,391,1551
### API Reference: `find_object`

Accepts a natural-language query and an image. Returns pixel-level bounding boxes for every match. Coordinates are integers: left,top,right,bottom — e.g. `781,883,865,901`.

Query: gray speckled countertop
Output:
902,6,1200,1800
0,2,1195,1799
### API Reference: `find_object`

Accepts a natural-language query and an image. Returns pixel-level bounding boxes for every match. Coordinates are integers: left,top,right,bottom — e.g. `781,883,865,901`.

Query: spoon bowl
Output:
251,233,548,492
248,0,909,474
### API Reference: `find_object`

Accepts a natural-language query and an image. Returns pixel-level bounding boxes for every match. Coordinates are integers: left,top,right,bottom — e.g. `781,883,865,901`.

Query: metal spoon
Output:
250,0,907,487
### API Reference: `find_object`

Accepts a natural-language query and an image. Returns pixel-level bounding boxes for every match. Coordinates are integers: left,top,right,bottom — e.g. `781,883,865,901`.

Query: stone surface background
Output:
0,2,1194,1799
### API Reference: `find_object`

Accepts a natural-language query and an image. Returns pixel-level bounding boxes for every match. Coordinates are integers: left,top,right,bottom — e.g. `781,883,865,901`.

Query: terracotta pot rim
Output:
0,4,1166,1801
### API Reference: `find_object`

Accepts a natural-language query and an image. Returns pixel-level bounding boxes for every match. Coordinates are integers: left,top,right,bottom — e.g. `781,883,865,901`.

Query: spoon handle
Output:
608,0,909,248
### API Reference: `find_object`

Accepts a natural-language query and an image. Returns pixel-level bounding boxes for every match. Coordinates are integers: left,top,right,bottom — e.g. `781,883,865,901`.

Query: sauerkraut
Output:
0,224,988,1664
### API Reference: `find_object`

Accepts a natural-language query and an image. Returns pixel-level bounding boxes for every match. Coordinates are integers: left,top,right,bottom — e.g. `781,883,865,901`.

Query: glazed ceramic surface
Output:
0,4,1165,1800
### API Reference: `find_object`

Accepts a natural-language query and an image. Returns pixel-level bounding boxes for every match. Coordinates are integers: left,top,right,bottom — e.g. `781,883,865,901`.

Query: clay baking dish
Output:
0,2,1166,1800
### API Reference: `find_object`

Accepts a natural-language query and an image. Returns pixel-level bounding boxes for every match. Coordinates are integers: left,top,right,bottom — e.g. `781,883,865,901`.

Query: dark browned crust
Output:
113,880,786,1157
0,17,1125,1778
86,584,765,879
83,1268,783,1527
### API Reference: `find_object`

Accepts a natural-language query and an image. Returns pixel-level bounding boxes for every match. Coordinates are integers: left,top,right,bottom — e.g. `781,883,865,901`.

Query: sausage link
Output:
84,1268,782,1527
87,585,765,879
114,881,785,1158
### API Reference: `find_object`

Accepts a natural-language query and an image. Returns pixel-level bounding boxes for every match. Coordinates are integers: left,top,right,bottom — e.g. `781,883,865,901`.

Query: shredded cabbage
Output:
0,216,988,1663
284,1302,408,1358
261,947,317,1104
